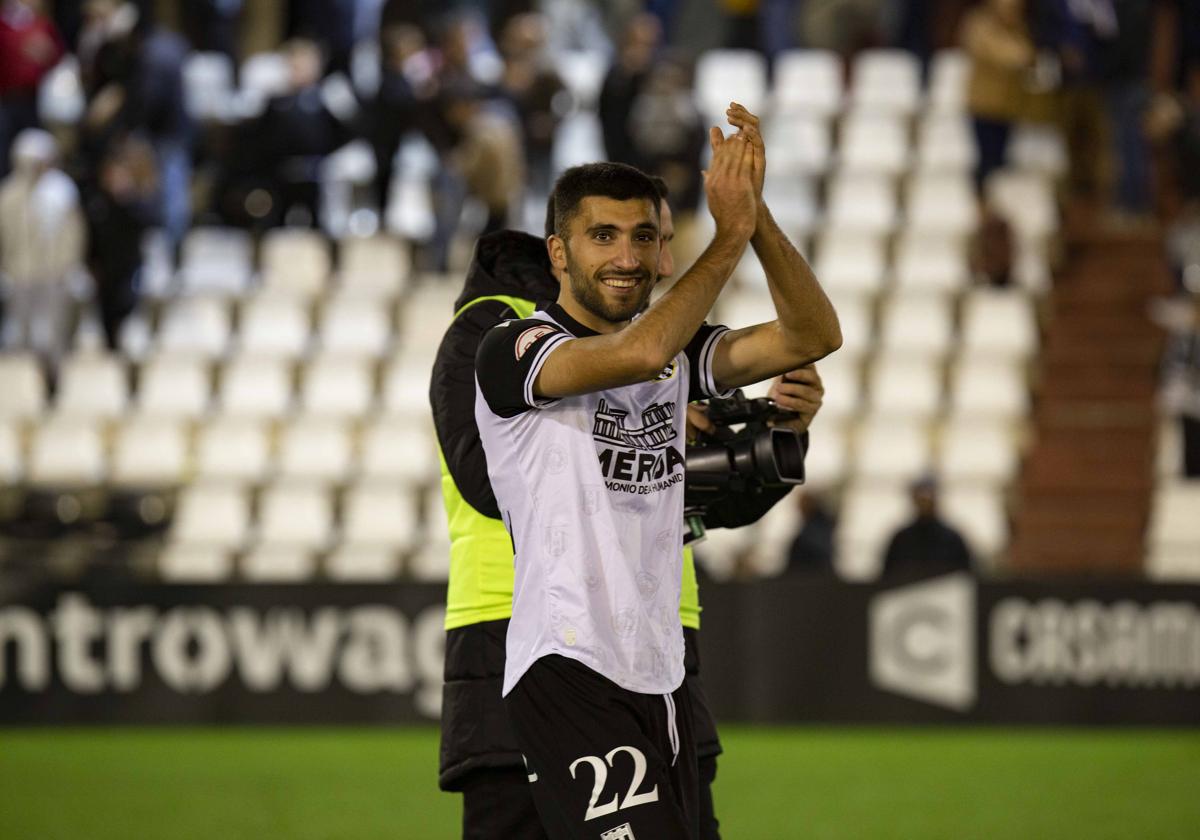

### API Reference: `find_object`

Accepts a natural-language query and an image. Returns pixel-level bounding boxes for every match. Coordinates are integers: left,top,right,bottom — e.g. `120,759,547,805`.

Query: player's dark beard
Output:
566,255,654,325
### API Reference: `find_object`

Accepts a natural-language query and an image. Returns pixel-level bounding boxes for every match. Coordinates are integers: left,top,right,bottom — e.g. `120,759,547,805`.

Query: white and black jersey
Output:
475,302,731,697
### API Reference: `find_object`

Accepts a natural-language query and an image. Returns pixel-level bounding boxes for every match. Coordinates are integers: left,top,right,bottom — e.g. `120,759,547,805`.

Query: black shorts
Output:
504,654,699,840
440,620,721,791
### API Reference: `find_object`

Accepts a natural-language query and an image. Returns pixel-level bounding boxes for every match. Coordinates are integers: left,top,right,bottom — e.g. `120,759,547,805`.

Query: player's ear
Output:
548,234,567,273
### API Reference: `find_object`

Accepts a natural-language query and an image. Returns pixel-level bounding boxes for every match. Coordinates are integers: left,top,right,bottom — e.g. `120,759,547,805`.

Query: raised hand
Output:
726,102,765,200
767,365,824,432
703,115,758,241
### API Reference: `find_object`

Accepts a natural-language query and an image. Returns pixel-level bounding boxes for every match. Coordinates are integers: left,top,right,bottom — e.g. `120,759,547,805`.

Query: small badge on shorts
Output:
600,823,636,840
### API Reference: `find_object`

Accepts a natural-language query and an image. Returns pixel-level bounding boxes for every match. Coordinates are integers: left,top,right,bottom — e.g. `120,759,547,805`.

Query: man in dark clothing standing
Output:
881,476,973,580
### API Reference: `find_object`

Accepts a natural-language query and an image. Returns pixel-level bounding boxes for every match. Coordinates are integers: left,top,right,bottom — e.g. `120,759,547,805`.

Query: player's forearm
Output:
626,229,749,370
752,203,842,358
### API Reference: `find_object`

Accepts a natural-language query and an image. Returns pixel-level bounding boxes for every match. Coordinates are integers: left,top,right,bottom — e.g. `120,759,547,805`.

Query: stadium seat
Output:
904,173,979,236
797,422,847,488
849,49,921,116
866,358,943,419
28,419,105,487
318,296,391,357
853,418,934,482
194,417,271,482
1146,479,1200,552
158,297,232,357
359,418,438,486
940,483,1009,563
168,482,251,549
837,113,909,175
764,117,831,177
825,173,897,234
0,422,22,483
823,292,873,363
1007,123,1068,178
762,173,820,233
56,353,128,419
937,418,1020,485
137,355,211,419
239,295,311,357
836,481,911,580
110,419,189,487
878,294,954,360
960,289,1038,361
948,358,1030,420
218,356,294,419
1146,544,1200,581
261,228,332,299
301,355,375,418
342,483,420,552
747,491,802,576
1156,419,1183,479
691,522,758,582
915,114,977,173
256,483,334,550
985,170,1058,244
926,49,969,114
0,353,47,420
381,359,434,421
772,49,843,117
717,288,776,334
694,49,768,121
241,545,318,582
893,233,970,294
326,544,403,582
159,544,234,582
396,284,459,361
183,52,236,122
812,232,887,295
339,235,411,298
178,227,254,296
277,417,353,483
813,356,862,420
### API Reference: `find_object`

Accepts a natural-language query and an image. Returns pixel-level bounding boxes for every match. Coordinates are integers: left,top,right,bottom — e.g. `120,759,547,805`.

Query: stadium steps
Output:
1009,226,1171,576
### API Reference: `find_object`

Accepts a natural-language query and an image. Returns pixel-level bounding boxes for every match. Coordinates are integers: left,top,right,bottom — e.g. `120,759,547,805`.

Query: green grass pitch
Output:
1,727,1197,839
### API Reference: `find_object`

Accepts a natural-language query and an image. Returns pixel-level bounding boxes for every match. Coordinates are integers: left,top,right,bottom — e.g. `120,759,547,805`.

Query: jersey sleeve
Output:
684,322,735,402
475,318,573,418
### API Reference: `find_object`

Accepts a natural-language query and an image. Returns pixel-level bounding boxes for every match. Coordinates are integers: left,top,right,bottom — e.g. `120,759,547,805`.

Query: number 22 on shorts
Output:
569,745,660,821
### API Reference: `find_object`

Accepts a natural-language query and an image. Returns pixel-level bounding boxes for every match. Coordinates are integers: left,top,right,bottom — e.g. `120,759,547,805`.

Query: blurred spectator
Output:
442,82,524,236
961,0,1035,192
881,476,974,581
497,12,569,200
0,129,85,367
84,134,157,351
286,0,363,75
0,0,66,177
598,12,660,168
179,0,242,59
971,208,1016,286
235,38,352,228
785,490,837,576
628,53,705,212
799,0,886,56
368,22,432,211
1161,292,1200,477
78,0,193,251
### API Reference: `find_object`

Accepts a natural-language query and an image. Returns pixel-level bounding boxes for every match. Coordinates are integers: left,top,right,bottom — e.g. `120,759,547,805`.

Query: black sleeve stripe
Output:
522,332,573,409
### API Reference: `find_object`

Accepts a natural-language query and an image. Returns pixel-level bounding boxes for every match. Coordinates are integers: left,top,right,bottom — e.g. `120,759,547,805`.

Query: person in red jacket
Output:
0,0,65,176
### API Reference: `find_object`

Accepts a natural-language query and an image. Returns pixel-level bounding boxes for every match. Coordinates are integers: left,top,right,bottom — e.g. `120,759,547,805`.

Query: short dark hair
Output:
549,162,660,240
544,171,668,238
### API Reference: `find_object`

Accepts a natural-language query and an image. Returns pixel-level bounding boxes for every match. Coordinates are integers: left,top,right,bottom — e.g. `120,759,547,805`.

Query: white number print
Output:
569,745,660,822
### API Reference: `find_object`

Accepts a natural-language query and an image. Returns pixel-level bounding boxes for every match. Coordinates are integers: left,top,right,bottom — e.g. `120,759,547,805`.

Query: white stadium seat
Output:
960,289,1038,361
948,358,1030,421
339,235,410,298
0,422,22,482
986,170,1058,243
326,545,403,581
838,113,909,175
301,355,374,418
824,292,873,363
826,173,897,234
239,295,311,357
905,173,979,236
813,356,862,420
0,353,47,420
915,114,977,173
836,481,911,580
694,49,768,121
762,173,820,232
798,423,847,488
241,545,318,582
812,232,887,295
28,419,105,486
772,49,842,117
219,356,293,418
194,417,271,482
853,418,934,483
937,419,1020,485
56,353,128,419
136,354,210,419
941,483,1009,563
893,233,970,294
764,117,832,177
359,418,438,486
158,297,232,357
926,49,970,114
159,544,233,582
318,296,391,357
342,483,420,552
256,483,334,550
277,417,353,482
169,482,250,549
849,49,921,116
866,358,943,419
110,419,189,487
1007,123,1068,178
878,294,954,360
381,359,434,421
1147,480,1200,551
260,228,332,298
178,227,254,296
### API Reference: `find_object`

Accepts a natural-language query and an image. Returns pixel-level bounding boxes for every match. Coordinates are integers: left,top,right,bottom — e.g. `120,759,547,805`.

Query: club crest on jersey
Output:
515,325,557,359
592,399,676,449
601,824,636,840
654,361,677,381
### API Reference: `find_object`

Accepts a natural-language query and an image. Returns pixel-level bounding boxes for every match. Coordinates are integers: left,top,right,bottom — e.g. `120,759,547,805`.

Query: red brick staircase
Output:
1008,225,1171,576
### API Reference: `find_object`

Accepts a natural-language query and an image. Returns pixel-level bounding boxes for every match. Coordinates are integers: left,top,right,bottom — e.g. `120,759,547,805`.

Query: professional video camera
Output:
683,390,806,544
